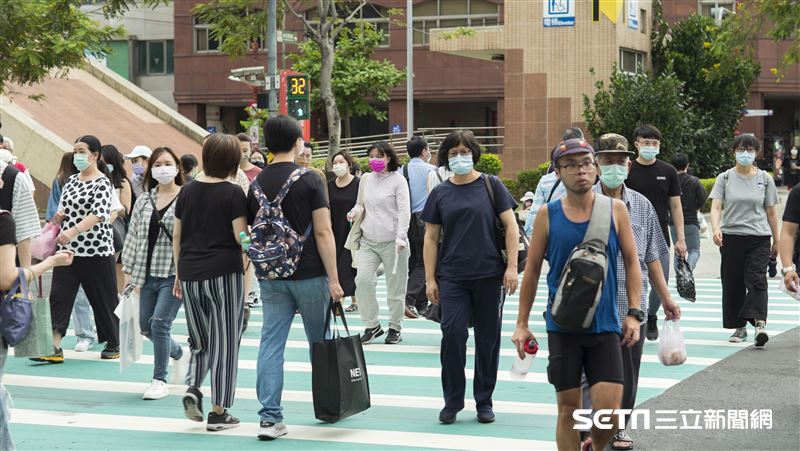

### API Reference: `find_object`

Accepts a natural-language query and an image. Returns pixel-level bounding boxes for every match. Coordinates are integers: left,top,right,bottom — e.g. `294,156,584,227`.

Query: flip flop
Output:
610,430,634,450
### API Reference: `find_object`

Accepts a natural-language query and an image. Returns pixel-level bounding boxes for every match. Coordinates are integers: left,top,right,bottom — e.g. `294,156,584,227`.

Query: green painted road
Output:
5,278,800,450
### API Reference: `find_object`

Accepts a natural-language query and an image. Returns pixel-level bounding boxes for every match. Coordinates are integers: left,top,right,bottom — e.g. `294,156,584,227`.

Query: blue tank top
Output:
544,198,621,334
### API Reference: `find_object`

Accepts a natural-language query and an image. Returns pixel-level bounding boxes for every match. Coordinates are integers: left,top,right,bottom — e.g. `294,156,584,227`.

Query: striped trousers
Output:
181,272,244,408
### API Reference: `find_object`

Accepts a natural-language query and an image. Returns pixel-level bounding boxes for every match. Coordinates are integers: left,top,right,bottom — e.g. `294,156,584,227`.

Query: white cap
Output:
124,145,152,160
520,191,535,202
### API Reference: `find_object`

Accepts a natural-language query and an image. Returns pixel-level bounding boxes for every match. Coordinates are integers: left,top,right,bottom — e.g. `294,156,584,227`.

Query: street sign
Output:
743,109,774,117
278,31,298,44
392,124,402,134
207,126,217,133
543,0,575,27
249,125,259,143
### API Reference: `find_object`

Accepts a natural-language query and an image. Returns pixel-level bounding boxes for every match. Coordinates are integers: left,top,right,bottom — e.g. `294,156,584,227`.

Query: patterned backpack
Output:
248,168,313,280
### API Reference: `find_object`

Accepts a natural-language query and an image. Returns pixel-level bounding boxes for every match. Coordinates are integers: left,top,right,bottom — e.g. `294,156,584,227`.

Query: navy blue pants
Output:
439,275,505,411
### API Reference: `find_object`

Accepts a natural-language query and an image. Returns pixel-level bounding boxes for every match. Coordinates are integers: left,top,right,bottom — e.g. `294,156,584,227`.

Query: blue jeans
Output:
671,224,701,271
71,287,96,340
139,276,183,382
257,276,330,423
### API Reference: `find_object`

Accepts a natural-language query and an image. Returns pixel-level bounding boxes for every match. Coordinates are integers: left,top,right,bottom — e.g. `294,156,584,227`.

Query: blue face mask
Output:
599,164,628,189
638,146,659,160
735,150,756,166
448,155,474,175
73,154,91,172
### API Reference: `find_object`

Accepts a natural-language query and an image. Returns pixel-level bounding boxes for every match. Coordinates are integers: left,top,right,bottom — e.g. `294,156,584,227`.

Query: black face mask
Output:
252,161,266,168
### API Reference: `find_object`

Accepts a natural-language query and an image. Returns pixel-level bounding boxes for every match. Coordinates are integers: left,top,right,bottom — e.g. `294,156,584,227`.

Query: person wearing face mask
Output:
122,147,190,400
348,141,411,345
250,149,266,169
709,134,779,346
625,124,687,341
236,134,262,310
125,145,153,197
782,144,800,190
328,151,360,312
32,135,120,363
237,133,262,182
422,130,519,425
583,134,680,451
401,137,436,319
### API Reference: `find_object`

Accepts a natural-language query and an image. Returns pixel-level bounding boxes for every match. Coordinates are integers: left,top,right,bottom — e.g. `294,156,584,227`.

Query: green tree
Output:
0,0,166,97
290,22,404,139
192,0,270,58
583,67,693,167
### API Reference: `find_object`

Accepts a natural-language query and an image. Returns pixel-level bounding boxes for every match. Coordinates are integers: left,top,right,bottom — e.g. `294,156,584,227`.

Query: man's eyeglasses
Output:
558,161,598,174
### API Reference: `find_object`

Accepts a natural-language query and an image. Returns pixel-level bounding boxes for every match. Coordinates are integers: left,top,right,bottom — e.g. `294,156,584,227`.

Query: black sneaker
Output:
183,386,204,422
477,407,496,423
439,407,459,424
207,409,240,431
384,328,402,344
100,345,120,360
646,317,659,341
29,347,64,364
729,327,748,343
360,325,384,344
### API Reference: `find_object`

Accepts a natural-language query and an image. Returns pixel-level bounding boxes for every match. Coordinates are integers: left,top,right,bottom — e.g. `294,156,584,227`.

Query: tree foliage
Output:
290,22,404,136
192,0,271,58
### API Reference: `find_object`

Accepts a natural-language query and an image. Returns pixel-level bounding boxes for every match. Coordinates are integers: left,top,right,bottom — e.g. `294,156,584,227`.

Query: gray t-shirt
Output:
709,169,778,236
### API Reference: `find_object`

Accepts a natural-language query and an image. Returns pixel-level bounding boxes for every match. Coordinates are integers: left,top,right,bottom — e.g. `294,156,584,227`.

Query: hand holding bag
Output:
312,300,371,423
0,269,33,346
31,223,60,260
658,319,687,366
344,174,368,253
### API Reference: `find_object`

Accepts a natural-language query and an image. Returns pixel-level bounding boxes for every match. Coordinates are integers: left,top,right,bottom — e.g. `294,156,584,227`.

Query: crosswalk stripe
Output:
9,408,556,451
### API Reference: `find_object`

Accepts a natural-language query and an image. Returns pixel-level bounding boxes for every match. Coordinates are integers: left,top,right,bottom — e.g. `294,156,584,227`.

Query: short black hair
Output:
180,154,198,172
671,153,689,171
439,130,481,171
264,115,302,153
561,127,584,141
406,137,428,158
100,144,128,189
367,141,400,172
202,134,241,178
732,134,761,152
633,124,662,141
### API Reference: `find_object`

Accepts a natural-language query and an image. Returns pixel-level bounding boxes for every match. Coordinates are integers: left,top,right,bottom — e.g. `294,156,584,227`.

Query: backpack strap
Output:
273,167,310,205
546,179,562,203
584,193,612,246
436,170,443,182
402,165,409,183
483,174,496,213
147,189,174,241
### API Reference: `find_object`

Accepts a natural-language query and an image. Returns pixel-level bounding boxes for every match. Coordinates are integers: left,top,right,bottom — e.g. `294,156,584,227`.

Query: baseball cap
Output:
595,133,635,157
551,138,595,165
125,145,152,160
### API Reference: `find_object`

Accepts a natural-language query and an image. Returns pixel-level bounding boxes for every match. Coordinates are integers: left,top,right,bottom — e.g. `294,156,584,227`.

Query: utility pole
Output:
267,0,278,117
406,0,413,140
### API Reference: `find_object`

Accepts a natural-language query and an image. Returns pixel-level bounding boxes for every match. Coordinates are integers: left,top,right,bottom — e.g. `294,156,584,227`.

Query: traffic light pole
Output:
267,0,278,118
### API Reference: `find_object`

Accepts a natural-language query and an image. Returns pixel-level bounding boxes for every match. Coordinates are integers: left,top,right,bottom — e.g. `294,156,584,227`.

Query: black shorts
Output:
547,332,624,392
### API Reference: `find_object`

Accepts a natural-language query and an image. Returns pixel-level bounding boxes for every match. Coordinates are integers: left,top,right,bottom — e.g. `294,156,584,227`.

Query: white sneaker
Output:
142,379,169,400
257,421,288,440
74,337,94,352
170,346,191,386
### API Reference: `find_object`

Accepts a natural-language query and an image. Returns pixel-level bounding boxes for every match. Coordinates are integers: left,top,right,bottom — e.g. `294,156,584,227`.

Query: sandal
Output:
610,430,633,450
345,304,358,312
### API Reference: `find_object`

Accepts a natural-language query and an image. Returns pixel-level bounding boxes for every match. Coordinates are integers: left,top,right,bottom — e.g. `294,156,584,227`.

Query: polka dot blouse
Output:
58,174,114,257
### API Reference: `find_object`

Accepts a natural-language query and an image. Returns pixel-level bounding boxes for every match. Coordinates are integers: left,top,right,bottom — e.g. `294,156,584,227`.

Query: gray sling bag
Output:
550,194,613,331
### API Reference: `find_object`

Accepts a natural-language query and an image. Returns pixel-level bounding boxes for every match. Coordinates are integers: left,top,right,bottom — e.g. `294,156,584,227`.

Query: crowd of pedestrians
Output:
0,118,793,450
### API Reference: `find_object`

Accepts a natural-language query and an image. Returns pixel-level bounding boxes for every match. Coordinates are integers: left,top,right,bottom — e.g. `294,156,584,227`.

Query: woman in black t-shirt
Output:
173,134,249,430
1,211,74,449
122,147,188,401
328,151,360,311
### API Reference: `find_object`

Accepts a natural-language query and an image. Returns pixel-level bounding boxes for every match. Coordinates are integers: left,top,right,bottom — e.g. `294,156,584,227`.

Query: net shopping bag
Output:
13,294,53,359
675,256,696,302
312,300,370,423
658,319,687,366
114,285,142,371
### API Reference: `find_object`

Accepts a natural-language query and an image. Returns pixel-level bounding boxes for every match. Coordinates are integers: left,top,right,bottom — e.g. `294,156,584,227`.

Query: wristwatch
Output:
627,308,645,322
781,265,796,276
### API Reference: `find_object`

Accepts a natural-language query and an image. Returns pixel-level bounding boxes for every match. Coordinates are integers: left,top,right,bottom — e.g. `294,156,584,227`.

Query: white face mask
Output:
332,163,348,177
152,165,178,185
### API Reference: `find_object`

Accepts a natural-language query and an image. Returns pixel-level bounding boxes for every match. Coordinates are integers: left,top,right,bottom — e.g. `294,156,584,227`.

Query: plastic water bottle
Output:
239,231,251,252
509,338,539,381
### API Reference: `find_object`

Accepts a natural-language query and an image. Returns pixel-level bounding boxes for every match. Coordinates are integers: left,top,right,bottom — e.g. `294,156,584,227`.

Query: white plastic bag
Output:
658,319,687,366
114,285,142,371
778,279,800,302
698,212,710,239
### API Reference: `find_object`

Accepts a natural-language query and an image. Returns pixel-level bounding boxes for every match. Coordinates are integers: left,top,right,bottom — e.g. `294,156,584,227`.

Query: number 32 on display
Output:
290,77,306,95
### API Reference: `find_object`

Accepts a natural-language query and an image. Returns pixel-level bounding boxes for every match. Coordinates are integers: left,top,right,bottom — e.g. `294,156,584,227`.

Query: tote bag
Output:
311,300,371,423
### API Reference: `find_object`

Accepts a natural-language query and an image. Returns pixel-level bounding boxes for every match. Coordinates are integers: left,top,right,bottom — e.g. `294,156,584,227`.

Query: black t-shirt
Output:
421,174,517,281
676,173,706,226
626,160,681,244
146,201,175,275
784,155,800,174
247,162,329,280
782,187,800,266
0,212,15,246
175,181,248,282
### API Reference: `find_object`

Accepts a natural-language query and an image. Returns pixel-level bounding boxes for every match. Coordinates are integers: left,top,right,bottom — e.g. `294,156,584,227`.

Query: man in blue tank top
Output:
512,138,643,451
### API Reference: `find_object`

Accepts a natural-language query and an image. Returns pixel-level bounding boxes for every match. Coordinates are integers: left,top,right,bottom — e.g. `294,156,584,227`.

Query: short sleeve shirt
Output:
625,160,681,245
58,174,115,257
709,169,778,236
782,187,800,266
421,174,516,281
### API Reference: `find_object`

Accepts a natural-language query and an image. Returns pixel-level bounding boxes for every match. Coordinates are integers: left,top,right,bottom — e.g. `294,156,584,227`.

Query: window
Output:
412,0,500,46
620,48,645,74
305,4,391,47
138,40,174,75
640,9,647,34
194,17,219,52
